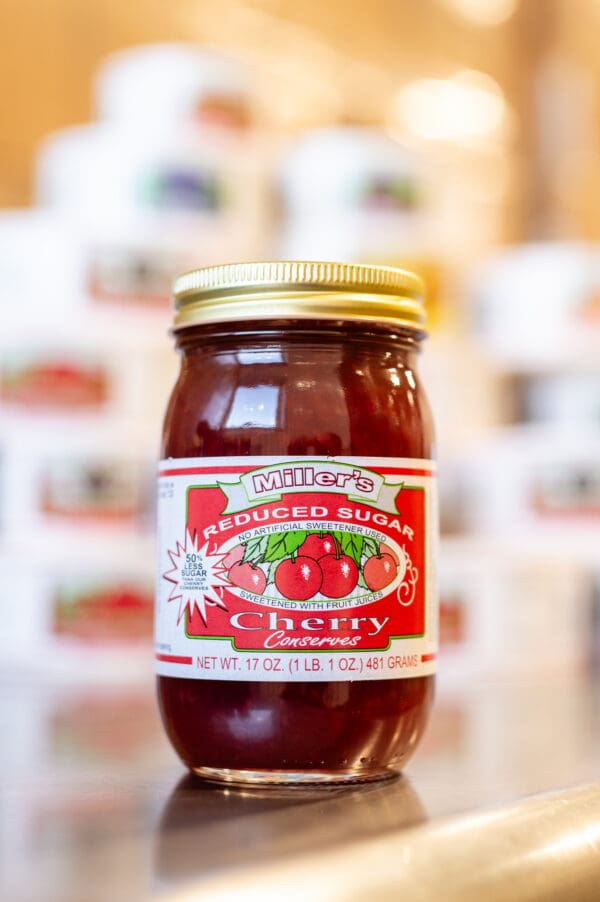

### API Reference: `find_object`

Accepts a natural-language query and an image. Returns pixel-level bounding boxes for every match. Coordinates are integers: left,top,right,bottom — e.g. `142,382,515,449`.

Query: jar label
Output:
155,456,437,682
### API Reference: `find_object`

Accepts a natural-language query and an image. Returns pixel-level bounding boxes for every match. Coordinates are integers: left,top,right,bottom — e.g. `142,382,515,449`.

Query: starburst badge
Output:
163,531,230,625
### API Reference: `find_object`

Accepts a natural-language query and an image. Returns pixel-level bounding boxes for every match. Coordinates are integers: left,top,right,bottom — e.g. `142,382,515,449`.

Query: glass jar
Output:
156,261,437,785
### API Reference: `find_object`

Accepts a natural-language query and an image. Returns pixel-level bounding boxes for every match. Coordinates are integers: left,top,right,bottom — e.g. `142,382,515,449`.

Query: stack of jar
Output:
0,44,269,679
437,243,600,684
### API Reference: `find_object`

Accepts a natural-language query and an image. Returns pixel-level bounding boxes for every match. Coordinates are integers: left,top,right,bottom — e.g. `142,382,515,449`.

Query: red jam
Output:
156,263,437,784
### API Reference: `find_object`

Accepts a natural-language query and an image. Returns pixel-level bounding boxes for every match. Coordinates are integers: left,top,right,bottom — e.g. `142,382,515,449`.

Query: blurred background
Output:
1,0,600,676
2,0,599,685
2,2,600,897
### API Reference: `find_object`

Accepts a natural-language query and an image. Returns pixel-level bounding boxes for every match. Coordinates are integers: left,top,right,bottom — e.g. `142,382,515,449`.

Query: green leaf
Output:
357,570,369,589
242,535,268,565
362,536,380,560
340,532,364,566
263,530,307,563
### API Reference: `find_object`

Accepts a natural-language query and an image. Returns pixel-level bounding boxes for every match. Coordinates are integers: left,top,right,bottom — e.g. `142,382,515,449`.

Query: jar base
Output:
190,764,400,787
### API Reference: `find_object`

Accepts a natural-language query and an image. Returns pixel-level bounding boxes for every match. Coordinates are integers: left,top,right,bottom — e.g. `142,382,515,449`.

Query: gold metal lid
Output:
172,261,426,331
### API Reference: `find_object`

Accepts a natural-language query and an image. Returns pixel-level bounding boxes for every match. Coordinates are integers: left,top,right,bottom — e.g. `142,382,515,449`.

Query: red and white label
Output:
155,456,438,681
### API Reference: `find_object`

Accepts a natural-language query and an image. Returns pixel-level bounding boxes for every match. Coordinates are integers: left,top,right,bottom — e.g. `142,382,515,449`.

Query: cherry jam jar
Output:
156,261,437,785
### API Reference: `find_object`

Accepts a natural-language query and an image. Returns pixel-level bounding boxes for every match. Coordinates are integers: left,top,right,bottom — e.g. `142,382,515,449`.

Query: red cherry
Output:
221,544,244,569
363,553,397,591
298,533,337,560
319,554,359,598
228,562,267,594
380,543,400,565
380,543,406,582
274,556,322,600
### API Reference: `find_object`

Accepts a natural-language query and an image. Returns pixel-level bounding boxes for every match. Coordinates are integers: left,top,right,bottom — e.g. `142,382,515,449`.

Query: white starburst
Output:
163,531,230,625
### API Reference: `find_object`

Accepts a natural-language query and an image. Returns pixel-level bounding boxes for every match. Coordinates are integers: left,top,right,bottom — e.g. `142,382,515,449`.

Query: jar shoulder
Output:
162,341,434,459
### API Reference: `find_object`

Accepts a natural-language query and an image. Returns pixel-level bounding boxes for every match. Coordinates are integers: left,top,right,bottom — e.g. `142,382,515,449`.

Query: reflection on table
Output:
1,673,600,901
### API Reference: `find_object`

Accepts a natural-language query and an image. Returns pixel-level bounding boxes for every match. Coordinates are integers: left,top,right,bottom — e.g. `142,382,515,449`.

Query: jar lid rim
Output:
172,260,426,331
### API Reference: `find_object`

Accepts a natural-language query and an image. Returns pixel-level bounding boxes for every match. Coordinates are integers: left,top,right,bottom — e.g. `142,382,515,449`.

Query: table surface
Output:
2,669,600,902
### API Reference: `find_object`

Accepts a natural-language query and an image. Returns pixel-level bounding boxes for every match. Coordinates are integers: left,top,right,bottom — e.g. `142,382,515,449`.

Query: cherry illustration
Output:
298,533,337,560
380,543,399,564
221,544,244,569
380,543,406,582
363,553,397,591
275,556,322,600
319,554,359,598
227,562,267,594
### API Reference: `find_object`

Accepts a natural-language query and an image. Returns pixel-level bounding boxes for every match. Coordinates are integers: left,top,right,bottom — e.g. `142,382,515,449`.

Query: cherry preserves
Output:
156,261,437,784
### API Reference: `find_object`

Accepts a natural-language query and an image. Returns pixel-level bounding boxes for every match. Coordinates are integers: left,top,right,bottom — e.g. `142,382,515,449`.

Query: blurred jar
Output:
461,426,600,553
279,128,428,253
520,372,600,427
277,127,445,328
94,43,254,131
0,315,177,419
0,414,154,538
439,539,593,683
35,122,269,306
470,243,600,366
0,535,154,681
0,210,84,317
